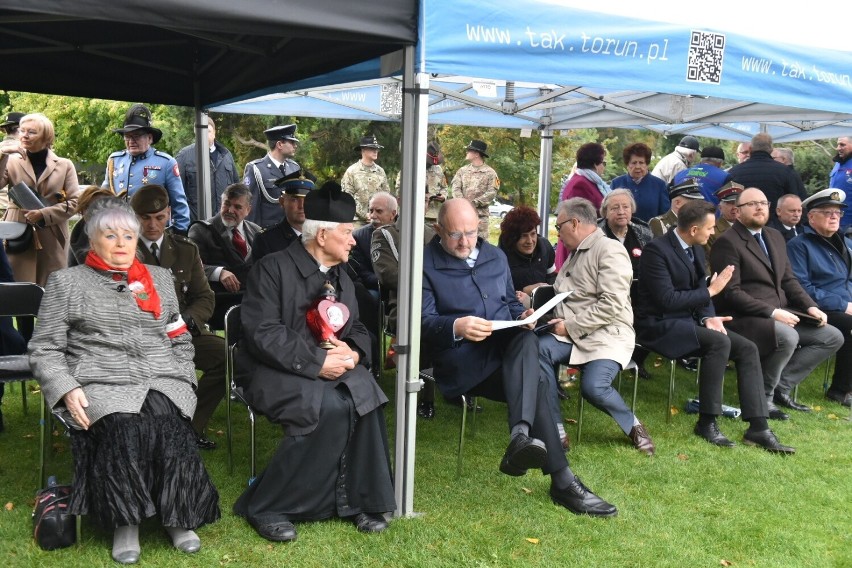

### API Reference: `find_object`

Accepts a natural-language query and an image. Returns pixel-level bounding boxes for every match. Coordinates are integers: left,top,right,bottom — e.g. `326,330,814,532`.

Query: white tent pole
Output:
537,129,553,236
194,81,212,222
393,45,428,518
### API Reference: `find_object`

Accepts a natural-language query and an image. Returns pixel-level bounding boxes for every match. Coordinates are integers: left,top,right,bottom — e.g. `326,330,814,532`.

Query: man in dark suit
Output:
728,133,807,217
131,184,226,449
709,187,843,417
766,194,804,241
189,183,261,294
421,198,616,517
636,200,793,452
252,169,315,261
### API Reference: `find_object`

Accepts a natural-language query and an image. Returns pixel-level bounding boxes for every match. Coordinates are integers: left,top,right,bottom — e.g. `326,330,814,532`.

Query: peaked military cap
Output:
304,181,356,223
264,124,299,143
802,188,847,211
669,178,703,200
113,103,162,144
274,168,317,196
714,180,745,203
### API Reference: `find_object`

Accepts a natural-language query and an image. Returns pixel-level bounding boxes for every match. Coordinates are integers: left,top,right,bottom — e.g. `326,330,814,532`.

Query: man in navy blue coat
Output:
636,200,793,453
421,198,617,517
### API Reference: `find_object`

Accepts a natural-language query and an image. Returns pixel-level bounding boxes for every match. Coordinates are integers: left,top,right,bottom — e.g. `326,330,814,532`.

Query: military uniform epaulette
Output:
153,149,174,159
171,233,198,247
108,149,128,158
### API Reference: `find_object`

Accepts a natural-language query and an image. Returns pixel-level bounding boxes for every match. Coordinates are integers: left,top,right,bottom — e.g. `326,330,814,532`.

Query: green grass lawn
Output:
1,357,850,567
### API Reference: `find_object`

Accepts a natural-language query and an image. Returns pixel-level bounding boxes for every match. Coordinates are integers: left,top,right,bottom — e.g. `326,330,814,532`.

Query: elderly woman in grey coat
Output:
29,199,219,564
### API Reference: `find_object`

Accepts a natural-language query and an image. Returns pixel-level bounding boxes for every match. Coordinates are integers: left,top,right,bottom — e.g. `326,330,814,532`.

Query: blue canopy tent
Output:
215,0,852,518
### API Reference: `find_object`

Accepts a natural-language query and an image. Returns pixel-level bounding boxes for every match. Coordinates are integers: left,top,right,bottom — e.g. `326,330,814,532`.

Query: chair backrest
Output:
224,304,241,349
530,285,556,325
0,282,44,317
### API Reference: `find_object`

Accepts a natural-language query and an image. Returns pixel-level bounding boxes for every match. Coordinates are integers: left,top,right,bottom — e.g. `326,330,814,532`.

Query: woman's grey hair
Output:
558,197,598,225
301,219,340,242
84,197,140,239
600,188,637,217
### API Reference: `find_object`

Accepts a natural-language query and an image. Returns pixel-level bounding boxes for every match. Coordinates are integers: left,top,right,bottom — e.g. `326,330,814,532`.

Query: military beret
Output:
130,184,170,214
265,124,299,143
304,181,356,223
802,188,847,211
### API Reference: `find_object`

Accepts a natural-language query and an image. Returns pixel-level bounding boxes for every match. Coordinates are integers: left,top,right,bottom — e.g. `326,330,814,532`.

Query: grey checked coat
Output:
29,264,197,429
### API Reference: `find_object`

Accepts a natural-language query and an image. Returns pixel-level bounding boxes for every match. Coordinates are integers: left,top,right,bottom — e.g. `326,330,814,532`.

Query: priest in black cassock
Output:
233,181,395,542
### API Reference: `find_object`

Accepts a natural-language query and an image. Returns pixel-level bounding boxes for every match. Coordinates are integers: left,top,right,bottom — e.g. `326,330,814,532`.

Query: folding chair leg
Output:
667,359,676,424
456,395,468,477
22,380,28,416
248,408,256,486
39,397,47,489
576,390,585,445
226,380,233,475
631,366,639,414
823,356,833,394
469,396,478,437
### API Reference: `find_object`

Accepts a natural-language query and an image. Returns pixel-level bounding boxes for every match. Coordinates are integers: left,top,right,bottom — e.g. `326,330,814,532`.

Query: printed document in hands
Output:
491,291,572,330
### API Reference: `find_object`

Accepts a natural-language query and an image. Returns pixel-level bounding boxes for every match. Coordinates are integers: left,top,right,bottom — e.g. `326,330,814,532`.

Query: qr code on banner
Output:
686,30,725,84
379,83,402,116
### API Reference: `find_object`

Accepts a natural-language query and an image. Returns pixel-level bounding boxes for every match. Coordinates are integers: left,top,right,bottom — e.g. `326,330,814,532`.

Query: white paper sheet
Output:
490,291,572,330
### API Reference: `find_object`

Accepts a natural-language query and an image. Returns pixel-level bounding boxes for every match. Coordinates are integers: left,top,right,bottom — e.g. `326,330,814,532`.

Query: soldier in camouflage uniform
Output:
394,141,450,221
341,134,390,225
451,139,499,238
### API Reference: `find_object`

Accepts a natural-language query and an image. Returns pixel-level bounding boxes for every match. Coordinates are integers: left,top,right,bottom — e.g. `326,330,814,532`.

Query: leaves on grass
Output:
677,453,689,461
525,538,540,545
720,560,732,566
813,405,822,412
216,430,224,436
653,357,663,368
4,502,13,511
670,407,679,416
521,487,533,494
827,413,838,420
22,434,34,439
565,418,577,424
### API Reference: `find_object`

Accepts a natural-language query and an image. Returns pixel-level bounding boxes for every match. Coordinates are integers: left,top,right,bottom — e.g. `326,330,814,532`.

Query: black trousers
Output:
469,329,568,475
826,311,852,394
190,333,227,434
691,326,767,420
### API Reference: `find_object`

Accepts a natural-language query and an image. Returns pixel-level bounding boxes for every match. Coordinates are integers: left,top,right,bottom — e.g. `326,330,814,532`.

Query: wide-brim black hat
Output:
465,139,489,158
274,168,317,196
356,134,383,151
0,112,24,129
112,103,162,144
304,181,356,222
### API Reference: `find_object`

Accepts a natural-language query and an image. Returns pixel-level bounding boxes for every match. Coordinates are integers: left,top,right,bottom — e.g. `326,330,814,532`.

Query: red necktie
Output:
232,227,247,259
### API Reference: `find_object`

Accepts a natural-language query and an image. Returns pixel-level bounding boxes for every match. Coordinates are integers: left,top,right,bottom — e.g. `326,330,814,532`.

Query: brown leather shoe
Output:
629,423,655,456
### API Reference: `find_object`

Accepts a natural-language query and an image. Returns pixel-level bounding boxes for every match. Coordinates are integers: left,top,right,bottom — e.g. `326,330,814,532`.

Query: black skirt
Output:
69,390,220,530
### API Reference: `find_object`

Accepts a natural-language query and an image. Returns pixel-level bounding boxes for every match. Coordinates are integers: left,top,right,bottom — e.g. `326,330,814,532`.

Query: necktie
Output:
232,227,248,259
150,242,160,264
684,247,694,262
754,232,770,259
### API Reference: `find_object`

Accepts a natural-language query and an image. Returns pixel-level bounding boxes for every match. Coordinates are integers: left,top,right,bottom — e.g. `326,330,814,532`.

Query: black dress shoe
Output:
637,366,651,380
773,392,811,412
352,513,388,533
550,478,618,517
499,434,547,476
196,434,218,450
416,401,435,420
556,383,571,401
766,402,789,421
693,421,736,447
742,429,795,454
249,519,297,542
826,388,852,408
678,357,699,372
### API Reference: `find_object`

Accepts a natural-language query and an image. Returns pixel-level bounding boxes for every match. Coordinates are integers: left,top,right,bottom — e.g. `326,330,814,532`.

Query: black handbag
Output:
32,476,76,550
6,223,33,254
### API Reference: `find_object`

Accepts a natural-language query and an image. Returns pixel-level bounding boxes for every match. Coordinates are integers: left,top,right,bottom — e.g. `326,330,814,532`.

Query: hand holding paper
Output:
491,291,572,331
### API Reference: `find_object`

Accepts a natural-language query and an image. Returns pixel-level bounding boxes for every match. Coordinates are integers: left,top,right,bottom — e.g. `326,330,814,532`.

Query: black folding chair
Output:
224,304,257,485
0,282,44,417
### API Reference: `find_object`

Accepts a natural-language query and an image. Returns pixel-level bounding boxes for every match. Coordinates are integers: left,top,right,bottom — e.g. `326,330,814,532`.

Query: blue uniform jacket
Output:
610,174,670,222
787,227,852,313
103,148,191,231
830,157,852,229
421,235,525,398
242,154,300,229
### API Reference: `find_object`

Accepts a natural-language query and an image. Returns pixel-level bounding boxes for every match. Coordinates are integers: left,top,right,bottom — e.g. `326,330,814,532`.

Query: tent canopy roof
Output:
0,0,417,107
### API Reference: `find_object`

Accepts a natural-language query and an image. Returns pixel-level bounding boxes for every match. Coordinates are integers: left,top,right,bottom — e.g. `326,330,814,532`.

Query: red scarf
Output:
85,251,162,319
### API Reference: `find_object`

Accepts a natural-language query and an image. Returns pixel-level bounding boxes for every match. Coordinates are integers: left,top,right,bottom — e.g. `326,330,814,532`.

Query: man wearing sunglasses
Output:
787,189,852,408
709,187,842,421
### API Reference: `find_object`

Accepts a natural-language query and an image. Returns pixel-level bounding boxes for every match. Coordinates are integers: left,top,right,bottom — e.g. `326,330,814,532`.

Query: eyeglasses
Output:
442,229,478,241
123,132,148,141
555,218,576,231
737,200,769,209
811,209,843,218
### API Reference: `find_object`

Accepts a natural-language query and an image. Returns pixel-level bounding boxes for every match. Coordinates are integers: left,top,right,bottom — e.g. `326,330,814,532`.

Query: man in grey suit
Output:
189,183,261,294
709,187,843,418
